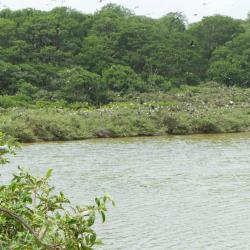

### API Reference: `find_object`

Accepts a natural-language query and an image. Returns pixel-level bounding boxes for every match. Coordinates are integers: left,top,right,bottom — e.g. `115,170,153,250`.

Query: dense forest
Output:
0,4,250,106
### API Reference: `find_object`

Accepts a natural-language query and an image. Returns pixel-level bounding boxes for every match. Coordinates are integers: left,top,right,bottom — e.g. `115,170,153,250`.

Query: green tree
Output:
207,60,244,86
189,15,244,59
157,12,186,33
0,5,249,102
0,61,20,94
0,18,16,47
142,32,203,84
208,31,250,86
102,64,144,93
58,67,105,104
114,15,156,73
76,35,116,74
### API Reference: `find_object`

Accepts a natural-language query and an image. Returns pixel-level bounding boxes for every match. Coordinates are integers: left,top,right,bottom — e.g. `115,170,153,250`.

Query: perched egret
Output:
0,146,8,152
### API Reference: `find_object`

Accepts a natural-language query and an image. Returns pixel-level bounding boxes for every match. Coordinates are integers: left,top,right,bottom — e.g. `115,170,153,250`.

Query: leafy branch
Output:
0,133,114,249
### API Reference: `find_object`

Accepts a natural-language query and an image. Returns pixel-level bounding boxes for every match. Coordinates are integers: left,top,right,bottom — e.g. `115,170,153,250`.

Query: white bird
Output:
0,146,8,152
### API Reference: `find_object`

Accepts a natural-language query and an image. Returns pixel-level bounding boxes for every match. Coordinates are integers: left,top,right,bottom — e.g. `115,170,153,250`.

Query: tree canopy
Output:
0,4,249,104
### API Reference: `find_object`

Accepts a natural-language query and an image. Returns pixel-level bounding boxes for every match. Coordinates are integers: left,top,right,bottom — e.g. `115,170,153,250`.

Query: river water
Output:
4,133,250,249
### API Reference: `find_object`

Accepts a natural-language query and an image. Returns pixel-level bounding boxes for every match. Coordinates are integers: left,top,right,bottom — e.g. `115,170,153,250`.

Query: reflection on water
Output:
4,133,250,249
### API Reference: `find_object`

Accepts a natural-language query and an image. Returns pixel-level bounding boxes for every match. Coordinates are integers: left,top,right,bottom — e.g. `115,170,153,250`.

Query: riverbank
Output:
1,84,249,142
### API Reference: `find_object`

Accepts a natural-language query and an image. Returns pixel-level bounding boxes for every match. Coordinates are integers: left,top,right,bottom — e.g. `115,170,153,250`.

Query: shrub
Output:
0,132,114,249
196,118,223,133
102,64,144,93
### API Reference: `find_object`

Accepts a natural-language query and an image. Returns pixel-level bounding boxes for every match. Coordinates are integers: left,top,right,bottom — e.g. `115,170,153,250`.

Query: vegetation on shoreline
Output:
1,84,249,142
0,4,249,142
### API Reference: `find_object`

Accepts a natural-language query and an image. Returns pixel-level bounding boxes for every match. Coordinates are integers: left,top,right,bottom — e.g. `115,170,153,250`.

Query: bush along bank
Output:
0,84,249,142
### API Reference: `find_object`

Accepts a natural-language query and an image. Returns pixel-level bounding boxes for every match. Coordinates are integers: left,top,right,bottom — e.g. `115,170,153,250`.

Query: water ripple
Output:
3,133,250,249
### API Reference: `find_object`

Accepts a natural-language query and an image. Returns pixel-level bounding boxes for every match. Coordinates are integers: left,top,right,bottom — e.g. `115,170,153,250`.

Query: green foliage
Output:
157,12,186,33
207,60,244,86
0,94,30,108
0,18,16,46
208,31,250,86
0,5,249,105
0,134,114,249
0,61,20,94
0,85,249,142
0,132,17,165
17,81,38,98
102,64,144,93
58,67,105,104
189,15,244,59
146,74,172,91
0,169,114,249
